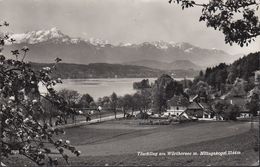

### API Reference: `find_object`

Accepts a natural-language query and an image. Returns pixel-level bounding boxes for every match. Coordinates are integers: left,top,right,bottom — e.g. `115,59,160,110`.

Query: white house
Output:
166,95,189,117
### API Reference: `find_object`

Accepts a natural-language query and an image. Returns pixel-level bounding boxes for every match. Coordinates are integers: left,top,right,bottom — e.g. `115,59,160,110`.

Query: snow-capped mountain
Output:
147,41,174,49
86,38,109,47
3,28,239,67
8,27,73,44
8,28,110,47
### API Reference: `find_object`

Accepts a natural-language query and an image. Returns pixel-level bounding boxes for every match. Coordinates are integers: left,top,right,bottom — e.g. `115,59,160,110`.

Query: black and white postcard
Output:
0,0,259,166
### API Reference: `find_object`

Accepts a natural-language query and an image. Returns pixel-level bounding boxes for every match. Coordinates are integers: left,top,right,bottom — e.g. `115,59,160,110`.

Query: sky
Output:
0,0,259,55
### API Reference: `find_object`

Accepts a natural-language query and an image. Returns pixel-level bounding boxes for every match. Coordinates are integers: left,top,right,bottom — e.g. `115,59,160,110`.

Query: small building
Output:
185,95,217,120
166,95,189,117
239,111,251,118
185,101,217,120
185,101,203,118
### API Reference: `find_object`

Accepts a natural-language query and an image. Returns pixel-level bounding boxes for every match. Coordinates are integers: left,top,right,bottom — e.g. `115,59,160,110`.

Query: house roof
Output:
248,87,260,98
189,95,198,102
198,102,210,109
187,102,202,110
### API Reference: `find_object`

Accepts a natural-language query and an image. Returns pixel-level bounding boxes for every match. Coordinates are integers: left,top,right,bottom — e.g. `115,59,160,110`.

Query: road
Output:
55,111,140,129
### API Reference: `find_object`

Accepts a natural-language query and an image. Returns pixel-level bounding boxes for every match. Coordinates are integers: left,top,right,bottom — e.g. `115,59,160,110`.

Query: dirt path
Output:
72,121,253,156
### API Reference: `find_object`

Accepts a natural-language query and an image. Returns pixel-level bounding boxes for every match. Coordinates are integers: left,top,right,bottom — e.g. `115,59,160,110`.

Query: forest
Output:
196,52,260,90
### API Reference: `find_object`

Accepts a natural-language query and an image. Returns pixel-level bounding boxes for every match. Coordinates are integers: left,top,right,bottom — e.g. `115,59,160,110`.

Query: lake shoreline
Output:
39,78,194,100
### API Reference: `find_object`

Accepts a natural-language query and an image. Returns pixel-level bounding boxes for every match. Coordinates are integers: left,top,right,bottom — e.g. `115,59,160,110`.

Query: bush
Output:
224,105,240,121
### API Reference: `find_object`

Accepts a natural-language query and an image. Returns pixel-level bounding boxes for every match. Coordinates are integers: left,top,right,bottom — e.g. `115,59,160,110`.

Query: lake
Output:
39,78,192,100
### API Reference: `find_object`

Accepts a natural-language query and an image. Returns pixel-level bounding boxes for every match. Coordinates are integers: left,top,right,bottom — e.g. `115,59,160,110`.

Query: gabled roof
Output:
248,87,260,98
187,101,202,110
189,95,198,102
199,102,210,109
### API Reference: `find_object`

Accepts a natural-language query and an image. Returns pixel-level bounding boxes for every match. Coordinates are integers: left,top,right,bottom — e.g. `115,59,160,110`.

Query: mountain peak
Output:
85,38,109,47
150,41,174,49
8,27,72,44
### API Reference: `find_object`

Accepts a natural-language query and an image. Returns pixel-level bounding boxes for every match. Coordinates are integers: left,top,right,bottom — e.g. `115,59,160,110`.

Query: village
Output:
49,68,260,130
148,71,260,123
76,70,260,125
133,70,260,123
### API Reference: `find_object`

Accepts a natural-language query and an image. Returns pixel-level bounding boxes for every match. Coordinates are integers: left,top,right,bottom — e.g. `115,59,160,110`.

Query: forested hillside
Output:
30,62,199,79
196,52,260,89
31,63,164,79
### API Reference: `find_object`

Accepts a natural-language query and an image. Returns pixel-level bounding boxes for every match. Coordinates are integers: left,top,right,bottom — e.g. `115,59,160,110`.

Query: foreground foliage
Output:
0,22,80,166
169,0,260,47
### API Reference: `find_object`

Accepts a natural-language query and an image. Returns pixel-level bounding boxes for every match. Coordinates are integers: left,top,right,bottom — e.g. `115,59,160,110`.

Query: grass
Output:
54,119,158,146
2,124,259,166
60,129,259,166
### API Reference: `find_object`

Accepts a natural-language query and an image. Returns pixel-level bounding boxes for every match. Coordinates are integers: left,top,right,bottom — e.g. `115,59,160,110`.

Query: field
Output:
3,119,259,166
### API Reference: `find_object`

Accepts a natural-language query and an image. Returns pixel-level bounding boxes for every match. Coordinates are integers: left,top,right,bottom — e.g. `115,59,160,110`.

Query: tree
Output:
58,89,80,123
151,74,183,114
110,92,118,119
169,0,260,47
139,89,152,112
225,104,240,120
212,100,230,119
41,97,59,126
247,92,260,116
89,101,97,109
99,96,111,109
133,79,151,90
229,78,248,97
58,89,80,107
118,94,134,118
214,102,242,121
125,94,136,116
78,93,94,108
190,80,211,101
179,78,193,89
0,22,80,166
201,52,260,88
132,93,142,113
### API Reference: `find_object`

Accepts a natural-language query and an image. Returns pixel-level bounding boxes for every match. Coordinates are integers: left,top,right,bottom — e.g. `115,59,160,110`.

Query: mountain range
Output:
3,27,242,68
